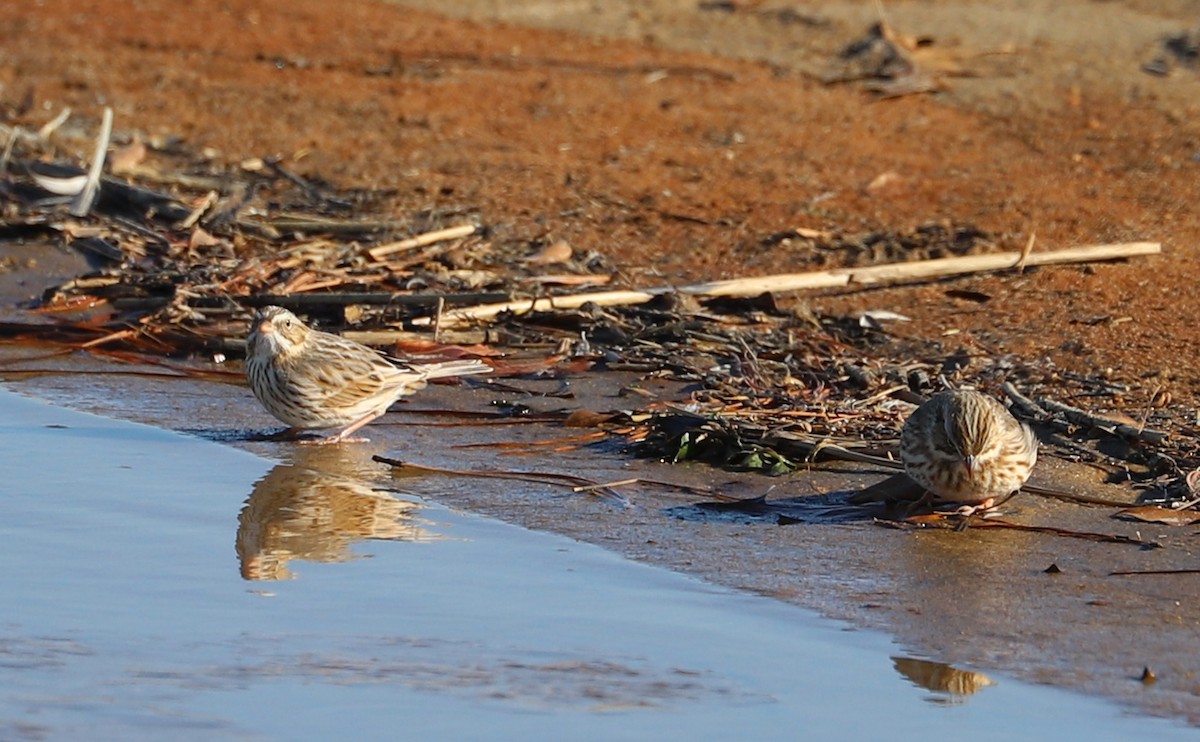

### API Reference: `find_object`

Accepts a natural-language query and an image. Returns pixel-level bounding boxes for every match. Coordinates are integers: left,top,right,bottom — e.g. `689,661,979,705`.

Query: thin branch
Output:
241,291,509,309
1001,381,1049,418
1036,395,1169,445
423,241,1161,327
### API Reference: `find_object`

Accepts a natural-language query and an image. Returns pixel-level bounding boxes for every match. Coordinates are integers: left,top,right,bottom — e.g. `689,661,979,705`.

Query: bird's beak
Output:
257,319,275,335
964,455,978,480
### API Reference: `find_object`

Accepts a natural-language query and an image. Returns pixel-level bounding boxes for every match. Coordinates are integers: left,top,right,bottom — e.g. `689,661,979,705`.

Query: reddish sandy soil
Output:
3,0,1200,413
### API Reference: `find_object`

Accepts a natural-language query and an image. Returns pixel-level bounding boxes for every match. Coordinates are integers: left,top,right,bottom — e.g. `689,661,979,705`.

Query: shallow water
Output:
0,387,1192,740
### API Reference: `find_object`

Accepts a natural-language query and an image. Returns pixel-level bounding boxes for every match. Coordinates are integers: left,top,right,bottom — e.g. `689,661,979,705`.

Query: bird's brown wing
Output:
287,336,404,409
849,472,926,504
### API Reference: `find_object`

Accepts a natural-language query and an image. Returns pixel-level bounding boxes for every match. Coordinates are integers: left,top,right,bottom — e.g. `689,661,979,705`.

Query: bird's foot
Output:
301,433,371,445
951,498,996,517
901,491,939,517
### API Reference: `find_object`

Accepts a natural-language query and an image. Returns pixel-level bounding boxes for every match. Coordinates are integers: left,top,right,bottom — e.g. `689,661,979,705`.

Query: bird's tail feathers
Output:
415,359,491,380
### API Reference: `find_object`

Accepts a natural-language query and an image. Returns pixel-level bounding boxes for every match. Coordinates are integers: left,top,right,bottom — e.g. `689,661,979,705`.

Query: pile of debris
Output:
0,108,1193,512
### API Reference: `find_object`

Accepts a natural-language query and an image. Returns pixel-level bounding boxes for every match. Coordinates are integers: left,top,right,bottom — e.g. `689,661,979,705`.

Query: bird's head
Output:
248,305,310,359
943,394,1004,481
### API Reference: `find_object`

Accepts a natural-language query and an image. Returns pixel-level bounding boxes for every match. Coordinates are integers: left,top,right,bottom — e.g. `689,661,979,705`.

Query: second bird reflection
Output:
892,656,995,701
237,463,445,581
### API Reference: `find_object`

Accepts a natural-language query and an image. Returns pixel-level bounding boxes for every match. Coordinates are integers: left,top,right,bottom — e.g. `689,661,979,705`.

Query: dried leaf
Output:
440,269,499,289
1113,506,1200,526
70,236,123,262
31,172,87,195
1186,468,1200,495
391,340,504,358
110,138,147,174
481,356,568,376
188,227,223,249
855,309,911,325
944,289,992,302
562,409,618,428
526,239,573,265
865,171,903,192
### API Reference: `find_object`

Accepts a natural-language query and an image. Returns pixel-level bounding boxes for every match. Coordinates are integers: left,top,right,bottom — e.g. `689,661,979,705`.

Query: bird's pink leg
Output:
264,426,310,441
303,412,381,445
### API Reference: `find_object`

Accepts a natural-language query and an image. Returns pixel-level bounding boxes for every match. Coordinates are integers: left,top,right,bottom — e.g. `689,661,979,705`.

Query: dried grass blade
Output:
70,107,112,217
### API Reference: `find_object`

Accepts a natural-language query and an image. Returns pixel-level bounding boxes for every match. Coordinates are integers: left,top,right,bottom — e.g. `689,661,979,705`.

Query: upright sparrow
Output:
246,306,489,443
900,390,1037,511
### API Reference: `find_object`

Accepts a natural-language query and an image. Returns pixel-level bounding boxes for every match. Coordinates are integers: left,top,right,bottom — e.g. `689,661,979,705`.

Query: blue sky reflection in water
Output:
0,388,1189,741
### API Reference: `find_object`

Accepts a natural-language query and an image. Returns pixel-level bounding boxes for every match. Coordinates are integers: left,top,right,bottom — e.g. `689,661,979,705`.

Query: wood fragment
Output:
1016,230,1036,272
433,296,445,344
179,190,220,230
249,217,410,235
241,291,510,310
521,274,613,287
341,328,492,347
422,241,1162,327
1036,395,1169,445
74,329,135,349
264,158,332,204
0,125,18,174
367,224,478,260
1001,381,1049,419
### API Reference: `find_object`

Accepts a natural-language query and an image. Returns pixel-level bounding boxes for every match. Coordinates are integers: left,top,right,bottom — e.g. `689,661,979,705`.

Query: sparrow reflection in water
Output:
237,463,441,581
